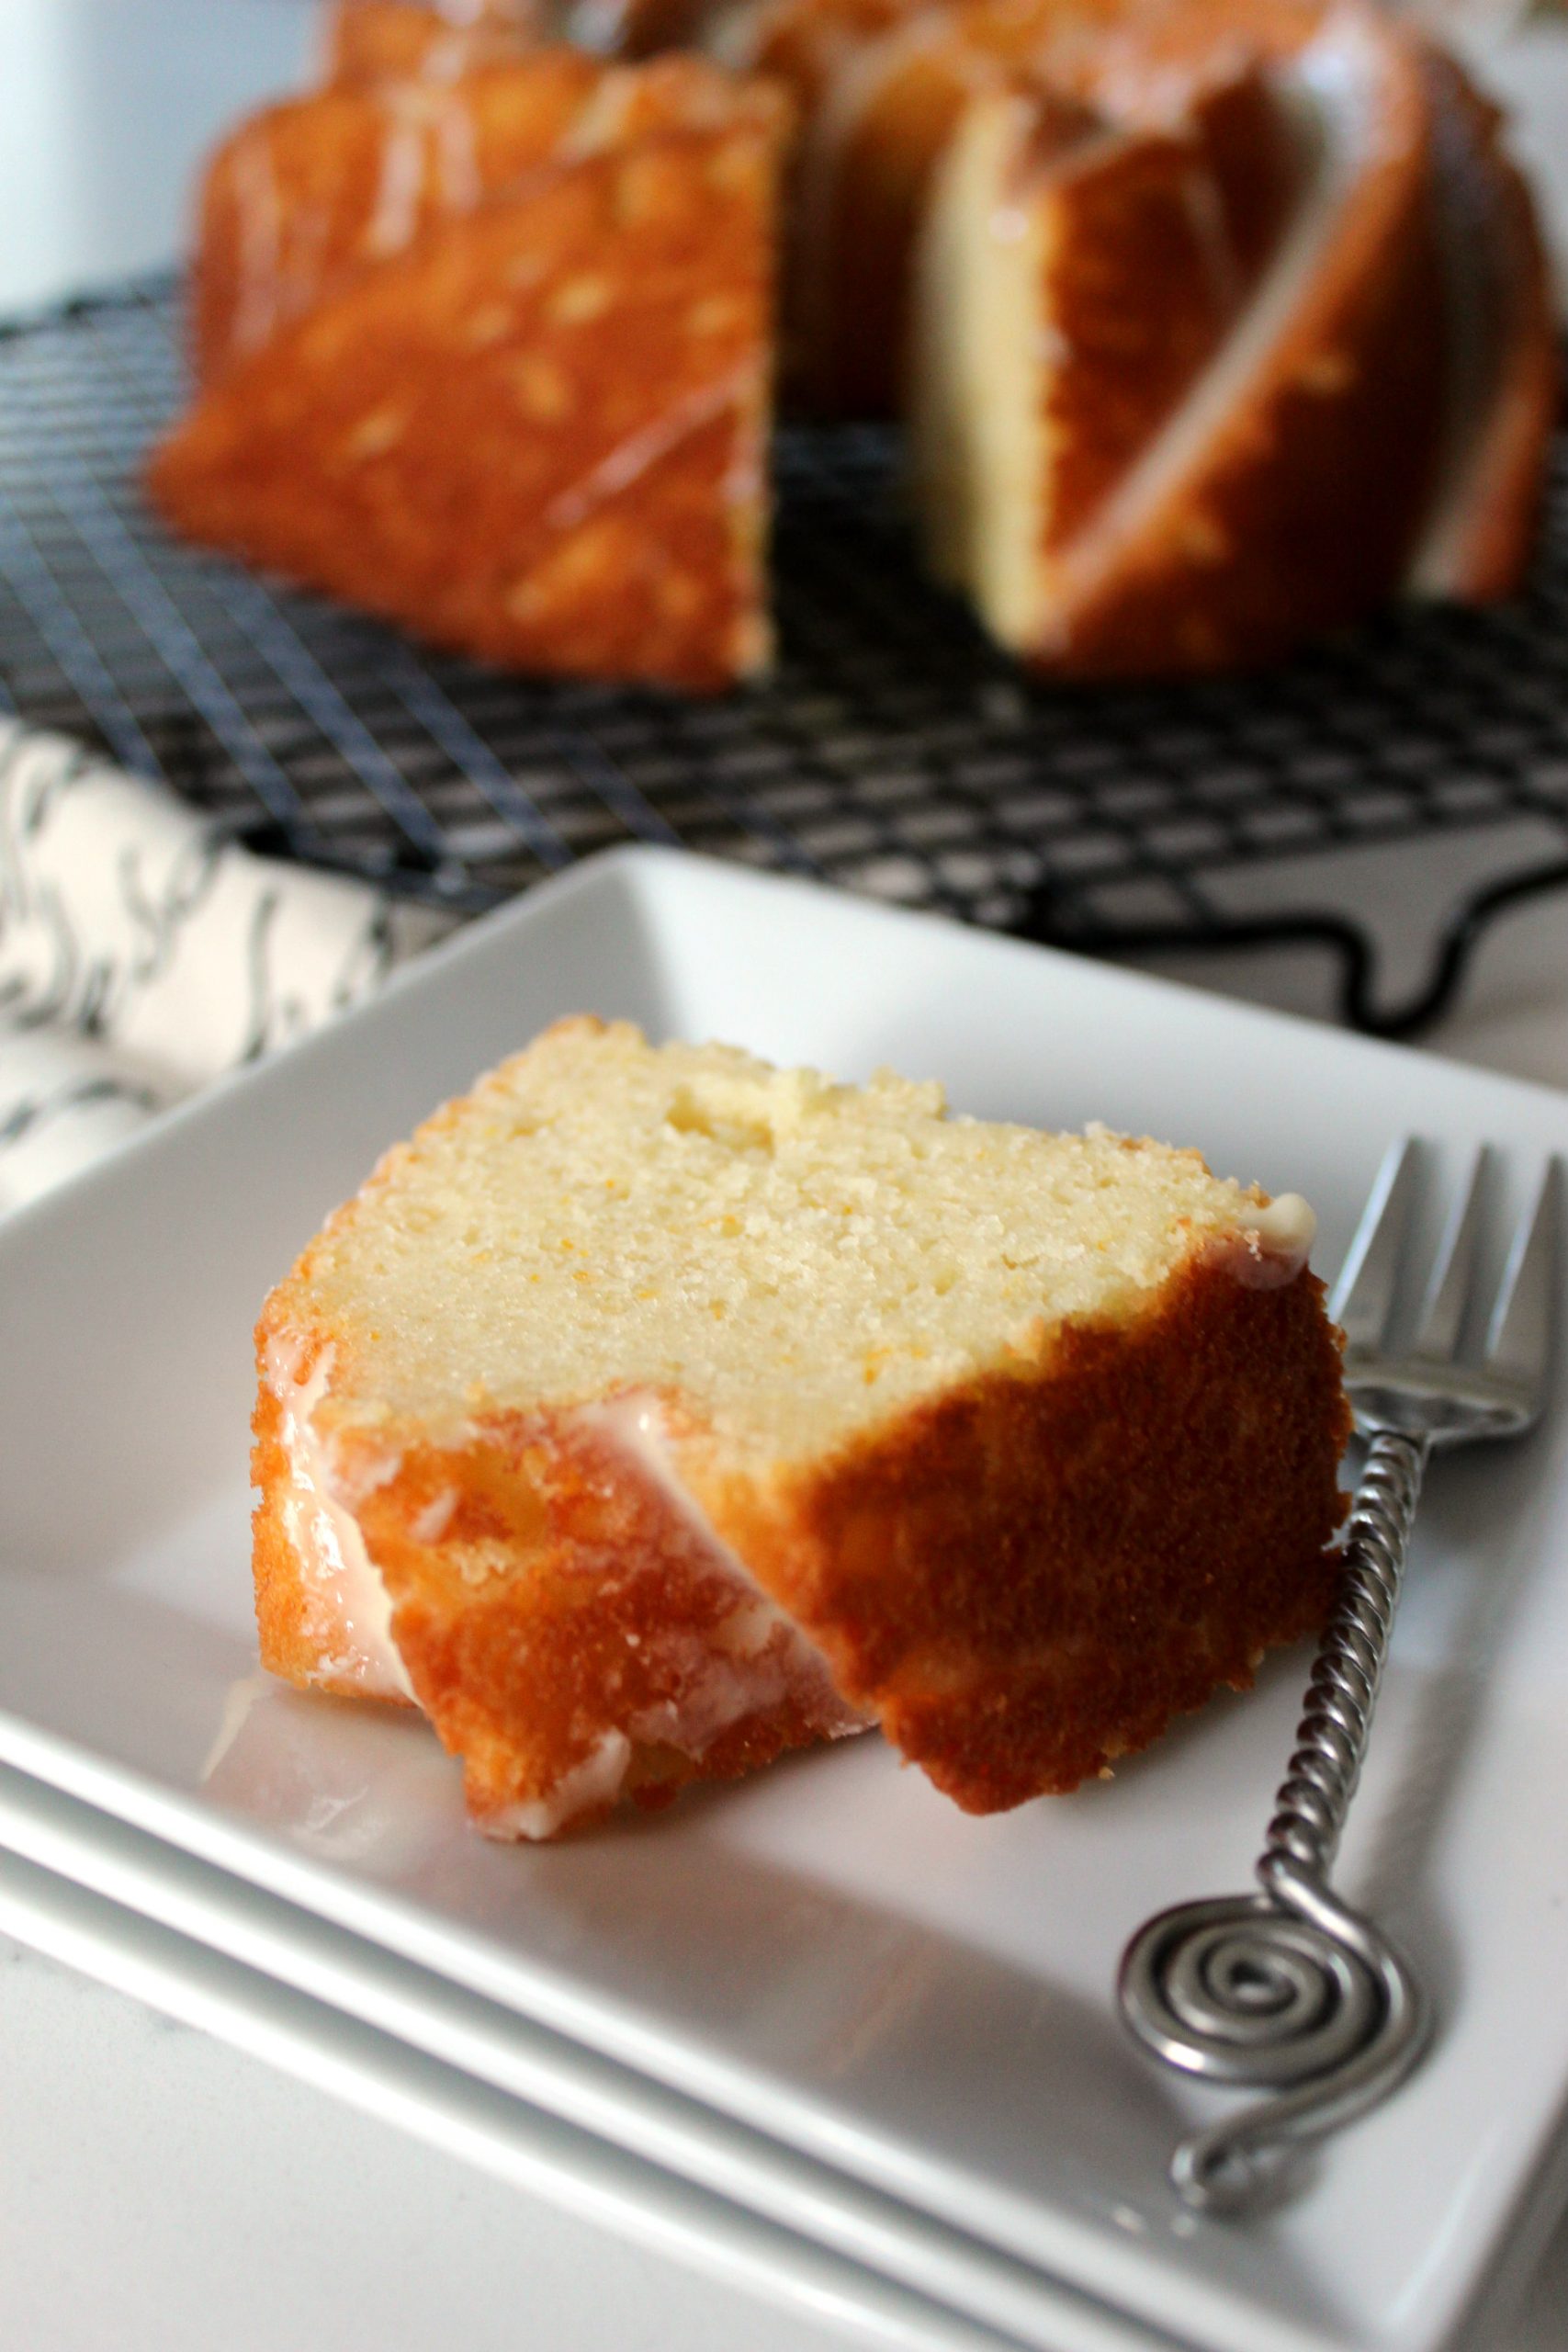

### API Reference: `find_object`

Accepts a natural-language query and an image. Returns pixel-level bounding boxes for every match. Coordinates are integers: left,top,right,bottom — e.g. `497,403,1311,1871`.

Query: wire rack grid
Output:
2,276,1567,1036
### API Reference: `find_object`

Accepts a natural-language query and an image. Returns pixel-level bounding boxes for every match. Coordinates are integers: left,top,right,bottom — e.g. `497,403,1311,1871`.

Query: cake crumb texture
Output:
254,1017,1348,1832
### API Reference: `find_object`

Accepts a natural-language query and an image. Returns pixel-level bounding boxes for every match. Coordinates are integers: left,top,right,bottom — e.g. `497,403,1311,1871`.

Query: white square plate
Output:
2,847,1566,2352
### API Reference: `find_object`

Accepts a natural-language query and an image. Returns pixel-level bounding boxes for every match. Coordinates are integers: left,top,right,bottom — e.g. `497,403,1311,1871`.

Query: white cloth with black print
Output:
0,721,449,1216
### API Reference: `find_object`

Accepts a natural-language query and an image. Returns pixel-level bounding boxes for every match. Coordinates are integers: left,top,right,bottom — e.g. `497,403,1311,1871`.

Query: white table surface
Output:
0,1928,889,2352
2,7,1567,2348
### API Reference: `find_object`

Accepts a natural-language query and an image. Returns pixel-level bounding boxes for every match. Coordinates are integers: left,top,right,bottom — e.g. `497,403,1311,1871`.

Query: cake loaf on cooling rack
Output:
253,1017,1349,1839
150,73,785,693
152,0,1554,684
731,0,1556,664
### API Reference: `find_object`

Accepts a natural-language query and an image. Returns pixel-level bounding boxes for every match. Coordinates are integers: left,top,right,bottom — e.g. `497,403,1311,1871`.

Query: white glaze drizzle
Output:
476,1390,867,1838
1039,17,1381,637
1229,1192,1317,1287
558,65,645,159
265,1338,414,1701
575,1391,870,1747
1240,1192,1316,1257
199,1671,274,1784
367,89,436,258
542,364,755,534
434,84,483,212
480,1729,633,1840
230,130,285,362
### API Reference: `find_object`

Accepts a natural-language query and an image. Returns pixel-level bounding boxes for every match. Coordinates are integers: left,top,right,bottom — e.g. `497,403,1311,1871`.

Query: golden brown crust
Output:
1034,115,1246,553
708,1253,1348,1810
252,1378,323,1690
193,54,604,387
1414,46,1560,605
1031,14,1450,674
193,51,776,387
323,0,539,89
152,118,783,693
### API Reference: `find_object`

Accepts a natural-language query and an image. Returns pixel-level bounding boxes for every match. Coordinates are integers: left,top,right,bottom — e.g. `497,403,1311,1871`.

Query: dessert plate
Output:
2,847,1566,2352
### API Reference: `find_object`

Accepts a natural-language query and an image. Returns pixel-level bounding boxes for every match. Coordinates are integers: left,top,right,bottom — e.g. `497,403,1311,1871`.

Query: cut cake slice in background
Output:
150,99,785,693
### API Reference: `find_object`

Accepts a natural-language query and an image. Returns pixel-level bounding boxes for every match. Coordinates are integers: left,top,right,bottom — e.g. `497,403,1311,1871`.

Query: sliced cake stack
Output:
149,0,1557,686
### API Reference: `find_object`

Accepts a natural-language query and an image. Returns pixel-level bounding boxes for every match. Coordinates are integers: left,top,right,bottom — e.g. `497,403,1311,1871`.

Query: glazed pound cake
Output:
908,8,1558,673
254,1019,1349,1838
152,75,786,693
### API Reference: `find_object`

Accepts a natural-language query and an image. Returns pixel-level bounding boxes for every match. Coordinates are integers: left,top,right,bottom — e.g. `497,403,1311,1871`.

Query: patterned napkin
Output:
0,722,450,1216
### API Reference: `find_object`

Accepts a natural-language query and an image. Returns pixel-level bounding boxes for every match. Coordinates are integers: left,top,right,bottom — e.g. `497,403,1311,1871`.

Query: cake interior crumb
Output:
300,1019,1277,1456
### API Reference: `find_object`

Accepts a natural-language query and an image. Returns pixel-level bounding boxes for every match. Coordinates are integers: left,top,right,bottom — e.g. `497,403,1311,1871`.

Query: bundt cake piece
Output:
908,5,1557,672
910,69,1285,658
153,0,1555,685
254,1018,1348,1838
151,70,786,692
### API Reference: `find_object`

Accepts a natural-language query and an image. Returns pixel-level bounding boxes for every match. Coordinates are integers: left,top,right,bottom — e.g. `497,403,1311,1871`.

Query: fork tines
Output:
1331,1138,1559,1426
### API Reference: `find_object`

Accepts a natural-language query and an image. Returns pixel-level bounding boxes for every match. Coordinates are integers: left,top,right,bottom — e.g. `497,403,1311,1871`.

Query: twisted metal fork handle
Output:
1121,1429,1433,2211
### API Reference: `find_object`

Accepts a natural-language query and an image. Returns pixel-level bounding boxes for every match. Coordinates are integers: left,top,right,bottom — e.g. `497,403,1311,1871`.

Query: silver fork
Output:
1119,1137,1560,2216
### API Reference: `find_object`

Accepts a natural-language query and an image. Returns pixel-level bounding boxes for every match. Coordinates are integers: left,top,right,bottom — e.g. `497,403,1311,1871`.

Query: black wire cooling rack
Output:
3,274,1567,1036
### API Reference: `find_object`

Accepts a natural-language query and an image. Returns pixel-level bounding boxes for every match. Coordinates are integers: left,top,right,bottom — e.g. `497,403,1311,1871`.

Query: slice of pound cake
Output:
254,1018,1348,1836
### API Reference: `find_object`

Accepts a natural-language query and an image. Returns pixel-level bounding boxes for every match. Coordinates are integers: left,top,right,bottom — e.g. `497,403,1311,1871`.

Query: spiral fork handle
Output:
1120,1877,1429,2212
1119,1426,1432,2211
1263,1428,1427,1884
